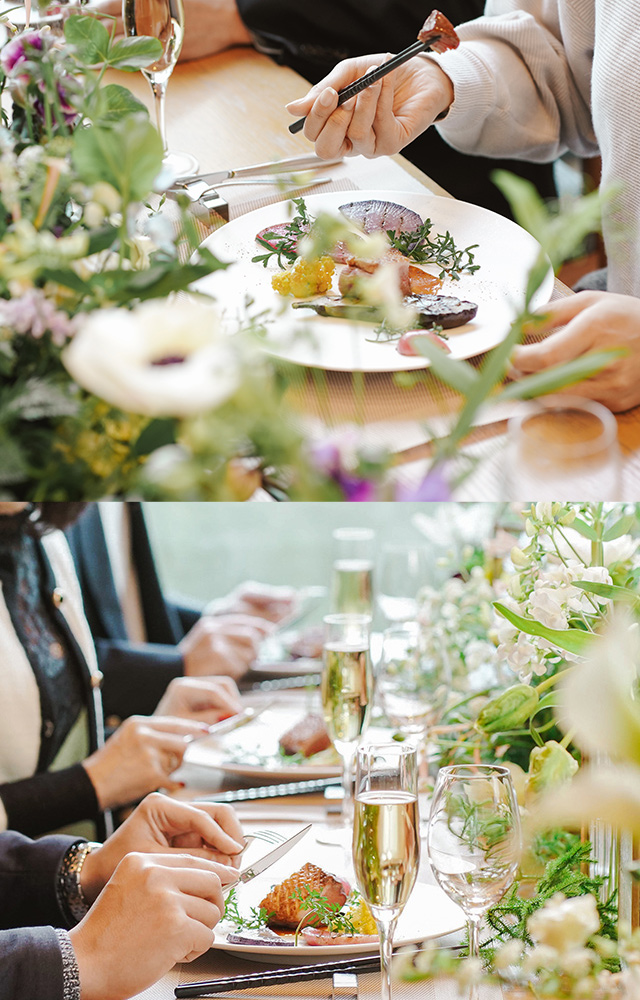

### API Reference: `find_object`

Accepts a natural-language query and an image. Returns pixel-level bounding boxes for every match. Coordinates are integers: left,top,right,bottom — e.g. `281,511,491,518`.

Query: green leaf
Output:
493,601,598,656
573,580,640,610
0,435,29,485
132,418,176,457
72,114,163,203
39,268,94,295
570,517,599,542
408,337,479,396
498,348,625,402
106,37,163,70
93,83,149,123
603,513,638,541
64,15,111,65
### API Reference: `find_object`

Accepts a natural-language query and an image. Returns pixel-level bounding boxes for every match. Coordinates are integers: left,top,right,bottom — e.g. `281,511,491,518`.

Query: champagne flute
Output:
427,764,521,992
123,0,198,181
353,742,420,1000
330,528,375,616
318,613,372,846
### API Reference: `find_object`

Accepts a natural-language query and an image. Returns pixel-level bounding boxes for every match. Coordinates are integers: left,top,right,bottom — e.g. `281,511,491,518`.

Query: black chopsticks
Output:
288,37,440,134
174,954,380,997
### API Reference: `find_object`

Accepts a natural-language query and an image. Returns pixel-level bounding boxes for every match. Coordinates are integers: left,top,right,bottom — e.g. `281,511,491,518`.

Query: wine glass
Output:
318,613,372,846
353,741,420,1000
377,622,451,778
377,544,430,623
427,764,521,992
329,528,375,617
123,0,198,181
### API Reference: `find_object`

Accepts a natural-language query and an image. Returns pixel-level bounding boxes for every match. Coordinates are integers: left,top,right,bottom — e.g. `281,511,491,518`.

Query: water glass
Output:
505,395,621,500
376,543,430,623
427,764,521,981
377,622,450,741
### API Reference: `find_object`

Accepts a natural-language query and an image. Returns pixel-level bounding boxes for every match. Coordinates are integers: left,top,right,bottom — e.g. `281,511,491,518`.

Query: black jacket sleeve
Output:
0,831,75,929
0,765,99,839
0,926,66,1000
97,639,185,719
0,832,77,1000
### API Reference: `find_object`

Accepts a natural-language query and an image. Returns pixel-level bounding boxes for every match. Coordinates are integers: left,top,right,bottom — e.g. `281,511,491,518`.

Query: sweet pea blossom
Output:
63,298,241,417
0,288,75,345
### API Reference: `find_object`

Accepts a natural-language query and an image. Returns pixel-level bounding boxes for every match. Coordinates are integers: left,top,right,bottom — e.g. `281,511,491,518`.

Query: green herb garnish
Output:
289,887,359,945
387,221,480,280
251,197,315,268
224,886,273,931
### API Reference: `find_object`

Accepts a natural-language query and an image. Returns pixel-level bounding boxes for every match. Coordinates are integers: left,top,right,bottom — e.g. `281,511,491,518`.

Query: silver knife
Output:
185,701,274,744
223,823,311,895
174,154,344,190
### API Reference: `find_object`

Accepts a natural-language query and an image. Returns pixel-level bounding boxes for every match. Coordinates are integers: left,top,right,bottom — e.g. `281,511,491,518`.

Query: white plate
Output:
194,189,554,373
215,882,465,964
184,705,341,780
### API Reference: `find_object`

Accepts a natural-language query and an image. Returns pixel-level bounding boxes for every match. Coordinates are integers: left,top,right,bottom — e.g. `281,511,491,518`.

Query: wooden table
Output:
111,50,640,499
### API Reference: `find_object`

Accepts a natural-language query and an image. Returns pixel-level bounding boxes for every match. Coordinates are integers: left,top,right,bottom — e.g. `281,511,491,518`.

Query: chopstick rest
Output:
288,8,459,135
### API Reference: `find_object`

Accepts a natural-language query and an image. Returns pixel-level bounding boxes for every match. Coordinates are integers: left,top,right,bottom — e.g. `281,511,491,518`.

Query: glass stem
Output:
467,914,482,1000
377,912,398,1000
148,77,169,153
341,745,355,823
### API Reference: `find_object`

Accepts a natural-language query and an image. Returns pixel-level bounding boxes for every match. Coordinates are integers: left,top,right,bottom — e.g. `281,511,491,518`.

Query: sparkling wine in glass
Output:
318,613,372,846
427,764,521,994
123,0,198,181
330,528,375,617
353,742,420,1000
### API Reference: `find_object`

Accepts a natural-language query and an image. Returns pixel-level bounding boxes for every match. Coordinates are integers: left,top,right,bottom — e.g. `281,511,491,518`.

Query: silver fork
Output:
241,828,286,854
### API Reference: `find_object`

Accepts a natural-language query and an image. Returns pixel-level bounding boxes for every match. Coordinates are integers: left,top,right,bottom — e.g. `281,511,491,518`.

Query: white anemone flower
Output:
63,298,240,418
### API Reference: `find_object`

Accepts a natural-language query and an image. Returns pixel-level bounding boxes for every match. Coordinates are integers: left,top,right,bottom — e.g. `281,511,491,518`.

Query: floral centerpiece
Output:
0,9,423,500
399,502,640,1000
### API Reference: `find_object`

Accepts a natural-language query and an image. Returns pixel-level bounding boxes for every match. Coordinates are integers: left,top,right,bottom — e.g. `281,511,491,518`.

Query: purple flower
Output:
308,438,379,501
395,465,451,501
0,290,75,346
0,30,44,73
337,473,377,502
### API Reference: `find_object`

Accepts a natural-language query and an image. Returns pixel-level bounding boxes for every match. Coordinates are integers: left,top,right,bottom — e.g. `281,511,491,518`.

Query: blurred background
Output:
144,501,507,623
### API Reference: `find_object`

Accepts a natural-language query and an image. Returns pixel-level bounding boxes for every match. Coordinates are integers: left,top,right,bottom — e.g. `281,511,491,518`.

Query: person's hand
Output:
86,0,251,61
80,793,244,903
510,291,640,413
206,581,298,624
69,852,235,1000
82,715,211,808
154,676,243,723
285,54,454,159
178,615,267,679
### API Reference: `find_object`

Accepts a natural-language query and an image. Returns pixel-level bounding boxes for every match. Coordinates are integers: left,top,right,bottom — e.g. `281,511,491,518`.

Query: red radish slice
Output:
397,330,451,356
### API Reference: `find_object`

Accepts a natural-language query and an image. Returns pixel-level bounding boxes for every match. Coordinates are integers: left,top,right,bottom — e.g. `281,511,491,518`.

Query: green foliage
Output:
223,886,272,932
71,113,164,203
483,840,619,960
493,602,597,656
289,887,358,944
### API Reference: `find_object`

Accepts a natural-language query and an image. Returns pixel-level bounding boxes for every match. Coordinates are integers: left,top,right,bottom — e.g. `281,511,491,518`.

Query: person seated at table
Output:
286,0,640,413
0,502,245,839
66,502,297,719
1,791,242,1000
90,0,556,219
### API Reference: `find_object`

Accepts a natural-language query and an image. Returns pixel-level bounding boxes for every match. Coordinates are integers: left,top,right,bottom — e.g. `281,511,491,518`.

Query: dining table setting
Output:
103,37,640,502
1,0,638,501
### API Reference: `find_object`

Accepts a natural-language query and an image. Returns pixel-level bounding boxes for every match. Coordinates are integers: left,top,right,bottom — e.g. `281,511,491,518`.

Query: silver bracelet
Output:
57,840,101,925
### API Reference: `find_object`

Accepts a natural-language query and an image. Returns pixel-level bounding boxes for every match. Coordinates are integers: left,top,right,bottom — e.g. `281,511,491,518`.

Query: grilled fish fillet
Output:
260,863,349,929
